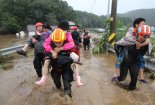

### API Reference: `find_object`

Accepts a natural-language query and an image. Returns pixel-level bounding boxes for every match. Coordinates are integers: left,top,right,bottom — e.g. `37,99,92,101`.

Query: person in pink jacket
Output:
43,29,75,53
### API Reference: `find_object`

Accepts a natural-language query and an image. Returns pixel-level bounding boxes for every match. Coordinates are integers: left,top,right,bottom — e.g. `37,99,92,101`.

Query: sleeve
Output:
63,32,75,50
43,36,53,52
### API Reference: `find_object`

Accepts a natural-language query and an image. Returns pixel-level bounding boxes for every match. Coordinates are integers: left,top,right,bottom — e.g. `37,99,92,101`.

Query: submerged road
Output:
0,49,155,105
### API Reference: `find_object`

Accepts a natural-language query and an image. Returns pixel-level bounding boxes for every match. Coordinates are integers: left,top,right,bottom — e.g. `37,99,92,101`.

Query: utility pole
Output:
110,0,118,34
107,0,117,50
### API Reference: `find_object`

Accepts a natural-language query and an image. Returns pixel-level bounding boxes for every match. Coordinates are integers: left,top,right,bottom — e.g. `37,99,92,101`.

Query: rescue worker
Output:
36,21,84,87
45,28,74,97
112,18,150,84
117,25,151,90
35,20,75,85
16,22,43,56
82,31,91,50
33,23,51,77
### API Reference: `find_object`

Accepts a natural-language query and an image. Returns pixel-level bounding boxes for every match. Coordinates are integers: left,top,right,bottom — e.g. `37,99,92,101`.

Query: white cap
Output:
70,52,79,62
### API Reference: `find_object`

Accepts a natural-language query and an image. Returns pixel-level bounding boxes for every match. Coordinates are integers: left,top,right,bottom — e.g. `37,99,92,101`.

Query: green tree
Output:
0,0,132,34
0,0,76,33
0,12,21,33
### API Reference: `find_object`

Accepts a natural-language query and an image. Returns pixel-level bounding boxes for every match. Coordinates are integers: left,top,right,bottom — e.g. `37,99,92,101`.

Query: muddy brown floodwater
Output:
0,34,27,49
0,49,155,105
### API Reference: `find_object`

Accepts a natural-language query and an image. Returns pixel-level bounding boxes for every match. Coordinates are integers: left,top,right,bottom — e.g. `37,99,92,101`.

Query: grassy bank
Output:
0,54,15,70
0,49,34,71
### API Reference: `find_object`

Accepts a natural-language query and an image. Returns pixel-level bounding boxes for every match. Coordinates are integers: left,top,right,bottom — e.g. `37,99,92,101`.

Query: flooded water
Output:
0,48,155,105
0,34,28,49
151,33,155,38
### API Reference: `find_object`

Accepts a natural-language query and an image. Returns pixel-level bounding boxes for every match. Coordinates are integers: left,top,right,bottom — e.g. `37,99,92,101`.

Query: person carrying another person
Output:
113,24,151,90
35,20,84,87
33,23,52,77
112,18,151,84
16,22,43,56
40,28,75,97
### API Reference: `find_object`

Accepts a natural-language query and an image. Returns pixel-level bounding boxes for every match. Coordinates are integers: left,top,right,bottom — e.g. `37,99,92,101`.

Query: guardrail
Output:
0,45,24,56
107,45,155,72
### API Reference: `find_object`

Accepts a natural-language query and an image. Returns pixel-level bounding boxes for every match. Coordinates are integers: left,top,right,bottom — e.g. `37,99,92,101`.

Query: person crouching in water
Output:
45,28,74,97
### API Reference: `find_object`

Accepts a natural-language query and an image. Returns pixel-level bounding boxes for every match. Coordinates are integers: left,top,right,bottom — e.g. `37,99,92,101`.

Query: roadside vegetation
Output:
150,38,155,57
0,54,15,70
0,48,35,71
92,19,129,54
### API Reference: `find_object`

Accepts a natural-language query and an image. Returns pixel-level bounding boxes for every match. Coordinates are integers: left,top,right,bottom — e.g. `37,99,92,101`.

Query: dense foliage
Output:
0,0,75,33
92,19,129,54
74,11,106,28
0,0,133,34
